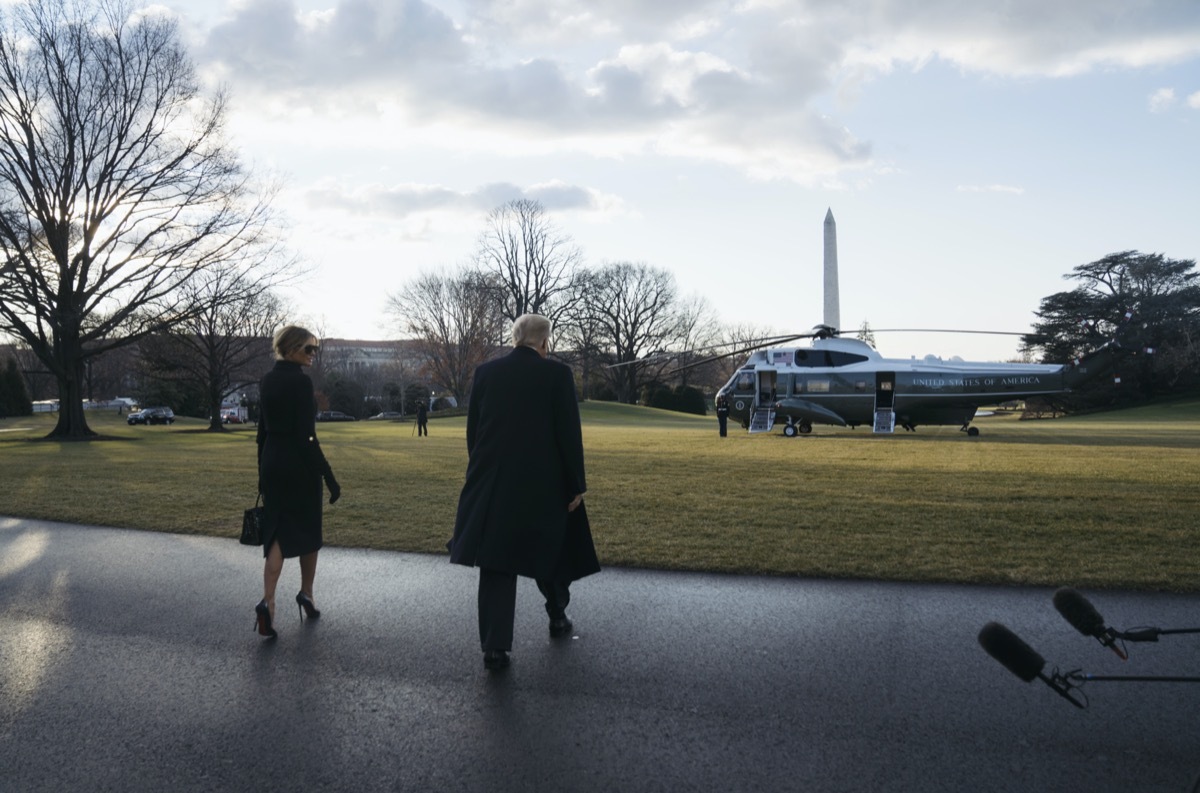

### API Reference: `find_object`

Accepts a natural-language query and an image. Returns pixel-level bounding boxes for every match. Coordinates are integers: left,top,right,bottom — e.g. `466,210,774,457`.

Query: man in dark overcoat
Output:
448,313,600,671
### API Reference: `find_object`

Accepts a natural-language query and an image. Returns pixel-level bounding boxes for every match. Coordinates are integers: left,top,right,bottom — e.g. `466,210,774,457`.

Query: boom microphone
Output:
977,622,1084,708
978,621,1044,681
1052,588,1127,659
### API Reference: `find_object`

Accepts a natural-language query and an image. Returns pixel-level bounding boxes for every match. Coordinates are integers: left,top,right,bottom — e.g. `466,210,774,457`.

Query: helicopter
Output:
707,324,1125,437
692,209,1137,437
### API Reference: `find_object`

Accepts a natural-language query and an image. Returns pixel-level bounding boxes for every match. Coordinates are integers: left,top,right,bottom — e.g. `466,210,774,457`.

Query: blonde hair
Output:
512,314,551,349
273,325,315,359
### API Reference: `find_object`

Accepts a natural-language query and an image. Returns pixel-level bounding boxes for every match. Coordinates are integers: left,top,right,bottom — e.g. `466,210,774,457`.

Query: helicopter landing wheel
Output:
966,426,980,437
798,421,813,435
782,423,798,438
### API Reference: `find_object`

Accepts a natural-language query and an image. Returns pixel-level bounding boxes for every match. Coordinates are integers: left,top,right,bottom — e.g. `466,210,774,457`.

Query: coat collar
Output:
510,345,543,360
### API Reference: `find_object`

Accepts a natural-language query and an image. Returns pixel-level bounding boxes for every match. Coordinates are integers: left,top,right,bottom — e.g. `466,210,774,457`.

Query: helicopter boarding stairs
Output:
749,406,775,433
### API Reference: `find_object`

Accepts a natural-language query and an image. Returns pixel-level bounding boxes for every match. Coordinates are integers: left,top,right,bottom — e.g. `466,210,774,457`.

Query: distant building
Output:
319,338,426,374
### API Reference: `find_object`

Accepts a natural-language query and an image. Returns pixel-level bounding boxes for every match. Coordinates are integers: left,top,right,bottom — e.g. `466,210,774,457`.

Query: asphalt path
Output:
1,516,1198,792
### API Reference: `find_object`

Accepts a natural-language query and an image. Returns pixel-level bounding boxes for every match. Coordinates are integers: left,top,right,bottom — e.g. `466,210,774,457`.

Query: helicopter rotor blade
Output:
603,334,815,370
865,328,1034,337
605,353,678,370
664,333,813,374
616,328,1046,374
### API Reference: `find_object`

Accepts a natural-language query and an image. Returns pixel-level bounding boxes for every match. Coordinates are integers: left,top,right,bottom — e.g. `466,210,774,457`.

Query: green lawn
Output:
2,399,1199,591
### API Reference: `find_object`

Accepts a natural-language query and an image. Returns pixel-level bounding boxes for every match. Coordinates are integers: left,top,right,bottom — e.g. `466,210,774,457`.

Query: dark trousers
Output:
417,421,427,436
478,568,570,652
717,414,728,437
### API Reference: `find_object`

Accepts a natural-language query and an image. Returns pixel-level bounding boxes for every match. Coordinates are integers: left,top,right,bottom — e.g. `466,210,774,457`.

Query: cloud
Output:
201,0,467,90
822,0,1200,78
189,0,1200,183
303,180,621,219
1188,91,1200,109
955,185,1025,195
1149,87,1177,112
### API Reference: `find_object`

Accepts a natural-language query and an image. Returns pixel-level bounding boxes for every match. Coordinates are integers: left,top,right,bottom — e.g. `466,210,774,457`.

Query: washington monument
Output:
823,208,840,330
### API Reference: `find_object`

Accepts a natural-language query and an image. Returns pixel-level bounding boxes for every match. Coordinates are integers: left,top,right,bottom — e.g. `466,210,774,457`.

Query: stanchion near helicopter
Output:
616,209,1145,437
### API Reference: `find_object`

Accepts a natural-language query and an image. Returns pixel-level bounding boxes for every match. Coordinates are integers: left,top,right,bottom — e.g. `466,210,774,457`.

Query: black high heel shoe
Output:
296,591,321,621
254,599,277,638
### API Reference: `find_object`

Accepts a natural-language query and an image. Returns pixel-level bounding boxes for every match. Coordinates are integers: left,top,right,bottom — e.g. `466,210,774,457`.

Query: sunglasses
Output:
303,344,320,355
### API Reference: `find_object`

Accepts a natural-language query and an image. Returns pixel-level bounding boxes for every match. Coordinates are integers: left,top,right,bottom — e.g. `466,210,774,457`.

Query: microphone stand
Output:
1043,668,1200,710
1065,671,1200,684
1116,626,1200,642
1038,670,1086,709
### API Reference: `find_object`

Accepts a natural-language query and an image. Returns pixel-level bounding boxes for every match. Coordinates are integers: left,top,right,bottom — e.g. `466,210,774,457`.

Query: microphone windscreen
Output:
978,622,1046,682
1053,587,1105,637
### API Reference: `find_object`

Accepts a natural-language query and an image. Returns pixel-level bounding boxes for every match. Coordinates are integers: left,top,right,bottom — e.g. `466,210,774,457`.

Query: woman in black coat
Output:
253,326,341,639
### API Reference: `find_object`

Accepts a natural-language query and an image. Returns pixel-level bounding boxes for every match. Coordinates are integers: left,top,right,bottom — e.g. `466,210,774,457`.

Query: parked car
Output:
222,412,244,424
128,407,175,425
366,411,403,420
316,411,356,422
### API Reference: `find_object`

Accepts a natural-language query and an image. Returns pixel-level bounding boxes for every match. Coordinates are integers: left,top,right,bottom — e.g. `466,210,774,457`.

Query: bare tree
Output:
385,268,506,404
0,0,284,438
3,344,55,401
669,294,722,389
856,321,876,348
584,262,683,403
300,316,336,393
553,269,606,399
475,199,586,326
716,322,781,376
137,266,288,431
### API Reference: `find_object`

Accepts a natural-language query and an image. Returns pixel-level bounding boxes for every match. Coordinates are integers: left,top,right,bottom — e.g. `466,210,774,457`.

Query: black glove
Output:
326,474,341,504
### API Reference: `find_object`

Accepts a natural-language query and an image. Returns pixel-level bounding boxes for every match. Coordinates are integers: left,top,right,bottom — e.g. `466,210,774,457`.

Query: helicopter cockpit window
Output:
735,372,755,391
793,350,829,367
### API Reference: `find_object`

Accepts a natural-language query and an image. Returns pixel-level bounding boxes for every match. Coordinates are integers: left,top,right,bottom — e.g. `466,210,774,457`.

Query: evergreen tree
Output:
1022,251,1200,402
0,359,9,416
1,357,33,416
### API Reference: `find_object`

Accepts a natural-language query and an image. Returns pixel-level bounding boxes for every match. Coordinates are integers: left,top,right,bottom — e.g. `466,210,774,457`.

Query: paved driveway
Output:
1,516,1198,792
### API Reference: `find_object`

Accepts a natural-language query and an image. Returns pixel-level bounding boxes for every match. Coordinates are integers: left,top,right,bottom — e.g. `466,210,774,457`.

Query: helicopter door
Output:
874,372,896,434
749,369,777,433
757,370,777,406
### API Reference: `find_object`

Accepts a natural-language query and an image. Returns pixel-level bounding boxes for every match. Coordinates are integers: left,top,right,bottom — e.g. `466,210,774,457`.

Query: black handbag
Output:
241,495,264,546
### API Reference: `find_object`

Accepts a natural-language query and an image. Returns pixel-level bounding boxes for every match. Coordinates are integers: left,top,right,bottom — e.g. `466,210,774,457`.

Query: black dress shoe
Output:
253,599,277,639
483,650,510,670
295,591,321,621
549,616,573,638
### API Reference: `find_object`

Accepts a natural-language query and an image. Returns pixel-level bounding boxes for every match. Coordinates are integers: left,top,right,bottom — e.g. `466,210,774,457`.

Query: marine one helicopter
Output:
686,209,1135,437
706,324,1123,437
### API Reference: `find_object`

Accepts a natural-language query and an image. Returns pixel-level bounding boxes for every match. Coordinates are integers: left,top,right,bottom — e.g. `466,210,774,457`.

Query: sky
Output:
143,0,1199,361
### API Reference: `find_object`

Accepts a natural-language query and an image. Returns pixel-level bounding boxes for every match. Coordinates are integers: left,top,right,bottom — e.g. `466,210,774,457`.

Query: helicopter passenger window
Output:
793,379,804,396
855,381,867,392
735,372,755,391
806,380,831,393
